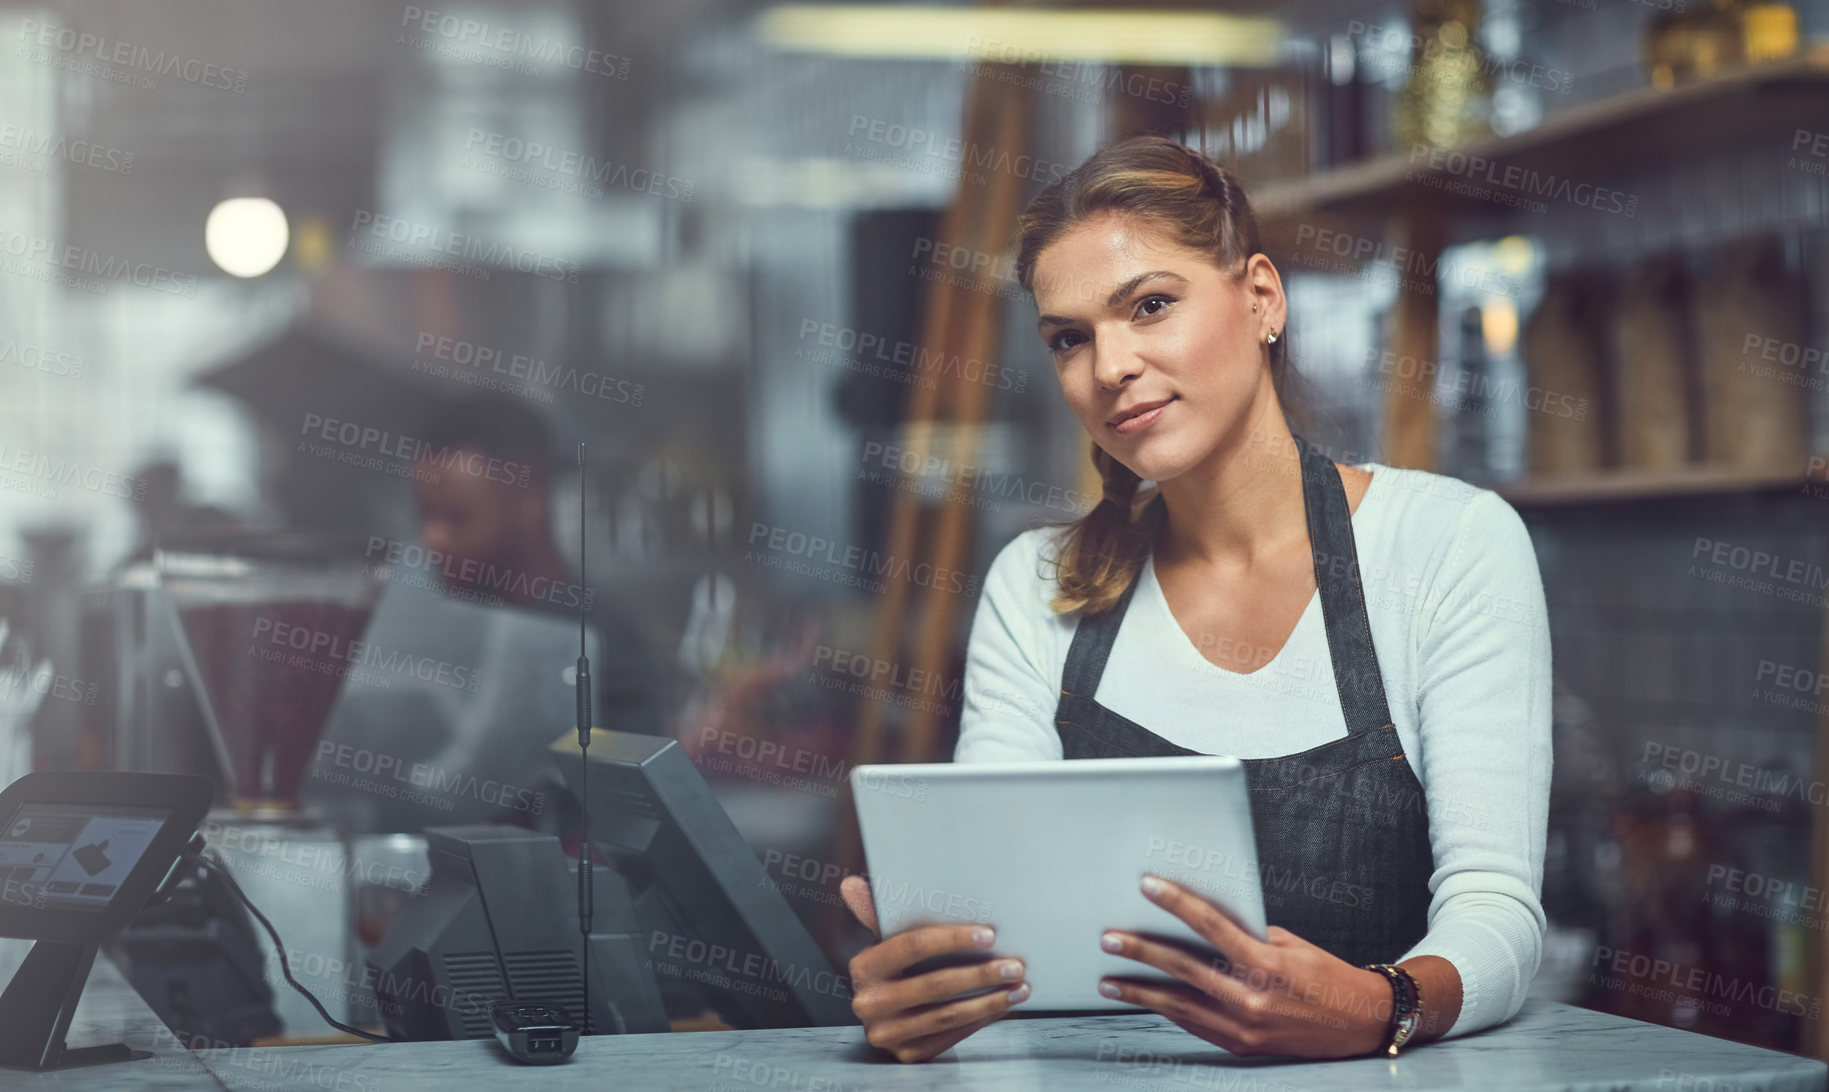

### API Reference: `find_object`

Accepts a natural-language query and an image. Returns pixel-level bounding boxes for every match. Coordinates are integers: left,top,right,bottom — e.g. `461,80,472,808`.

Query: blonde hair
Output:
1013,135,1293,616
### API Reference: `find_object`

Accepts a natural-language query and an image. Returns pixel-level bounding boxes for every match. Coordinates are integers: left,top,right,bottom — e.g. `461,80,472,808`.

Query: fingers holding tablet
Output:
863,982,1029,1062
1137,873,1267,968
1099,979,1267,1052
838,875,880,938
1097,929,1255,1014
1096,874,1394,1058
854,920,1014,995
847,921,1030,1063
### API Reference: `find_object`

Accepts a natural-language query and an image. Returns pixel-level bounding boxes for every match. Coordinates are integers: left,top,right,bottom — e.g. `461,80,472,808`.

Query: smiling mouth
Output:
1108,397,1175,433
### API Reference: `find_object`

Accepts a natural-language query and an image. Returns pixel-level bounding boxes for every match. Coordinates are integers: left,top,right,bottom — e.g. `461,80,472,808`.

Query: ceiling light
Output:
757,6,1282,66
205,196,290,278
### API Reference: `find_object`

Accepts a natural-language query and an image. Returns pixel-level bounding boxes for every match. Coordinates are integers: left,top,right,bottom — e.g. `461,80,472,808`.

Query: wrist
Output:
1346,968,1393,1055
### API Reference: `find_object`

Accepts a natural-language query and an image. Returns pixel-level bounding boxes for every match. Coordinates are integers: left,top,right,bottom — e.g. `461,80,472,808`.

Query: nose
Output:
1090,327,1143,391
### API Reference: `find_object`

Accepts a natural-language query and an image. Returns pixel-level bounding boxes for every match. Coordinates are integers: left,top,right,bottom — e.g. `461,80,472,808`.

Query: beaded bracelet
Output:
1363,962,1423,1056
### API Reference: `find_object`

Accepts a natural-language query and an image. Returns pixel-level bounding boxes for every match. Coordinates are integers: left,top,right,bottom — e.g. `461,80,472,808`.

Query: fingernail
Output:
1006,983,1031,1004
1140,875,1164,896
1099,981,1121,999
1100,932,1123,953
999,960,1023,979
974,927,995,947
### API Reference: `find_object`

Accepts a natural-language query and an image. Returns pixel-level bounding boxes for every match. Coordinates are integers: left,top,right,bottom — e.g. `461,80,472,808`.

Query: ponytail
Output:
1047,443,1165,616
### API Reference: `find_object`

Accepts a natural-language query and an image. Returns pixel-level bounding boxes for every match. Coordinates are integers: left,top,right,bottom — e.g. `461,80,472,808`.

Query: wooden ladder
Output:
819,60,1037,945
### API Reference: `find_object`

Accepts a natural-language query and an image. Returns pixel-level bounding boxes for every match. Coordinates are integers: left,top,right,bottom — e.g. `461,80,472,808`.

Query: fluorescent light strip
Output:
757,6,1283,66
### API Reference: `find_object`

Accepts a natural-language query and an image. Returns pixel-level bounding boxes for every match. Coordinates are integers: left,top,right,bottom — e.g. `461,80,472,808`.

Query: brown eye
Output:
1048,330,1085,354
1135,294,1175,318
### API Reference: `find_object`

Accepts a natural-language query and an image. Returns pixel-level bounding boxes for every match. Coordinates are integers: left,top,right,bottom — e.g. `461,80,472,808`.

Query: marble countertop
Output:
190,1001,1829,1092
4,937,1824,1091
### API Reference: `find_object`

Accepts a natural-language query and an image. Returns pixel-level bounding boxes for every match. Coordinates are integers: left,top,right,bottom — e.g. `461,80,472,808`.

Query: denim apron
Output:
1052,436,1434,966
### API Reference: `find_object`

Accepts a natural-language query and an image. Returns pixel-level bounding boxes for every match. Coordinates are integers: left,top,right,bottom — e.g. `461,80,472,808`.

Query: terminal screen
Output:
0,803,171,913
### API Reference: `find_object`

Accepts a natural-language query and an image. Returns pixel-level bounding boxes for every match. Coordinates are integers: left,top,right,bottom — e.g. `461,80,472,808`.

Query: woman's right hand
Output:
839,874,1030,1063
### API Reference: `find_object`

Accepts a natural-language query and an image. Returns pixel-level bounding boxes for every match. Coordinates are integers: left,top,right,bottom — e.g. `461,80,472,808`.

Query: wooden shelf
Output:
1249,46,1829,506
1253,44,1829,232
1498,460,1828,507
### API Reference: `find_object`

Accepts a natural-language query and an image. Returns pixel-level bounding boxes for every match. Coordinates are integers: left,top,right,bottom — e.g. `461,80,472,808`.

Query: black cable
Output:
204,851,397,1044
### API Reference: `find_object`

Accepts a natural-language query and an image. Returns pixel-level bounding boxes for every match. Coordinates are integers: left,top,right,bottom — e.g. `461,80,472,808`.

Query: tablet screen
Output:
0,803,171,913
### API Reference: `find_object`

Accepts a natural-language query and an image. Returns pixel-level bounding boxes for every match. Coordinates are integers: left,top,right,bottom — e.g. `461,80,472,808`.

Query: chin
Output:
1107,441,1202,487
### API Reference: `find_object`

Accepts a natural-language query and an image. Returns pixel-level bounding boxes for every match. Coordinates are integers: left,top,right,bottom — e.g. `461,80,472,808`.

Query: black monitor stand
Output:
0,941,144,1070
0,771,216,1072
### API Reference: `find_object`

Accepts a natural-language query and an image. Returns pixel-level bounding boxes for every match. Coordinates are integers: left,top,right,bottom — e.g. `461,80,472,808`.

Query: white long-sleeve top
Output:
954,463,1551,1039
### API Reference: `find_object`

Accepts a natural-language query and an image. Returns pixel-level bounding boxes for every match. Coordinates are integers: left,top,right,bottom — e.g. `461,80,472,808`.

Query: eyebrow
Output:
1035,270,1188,330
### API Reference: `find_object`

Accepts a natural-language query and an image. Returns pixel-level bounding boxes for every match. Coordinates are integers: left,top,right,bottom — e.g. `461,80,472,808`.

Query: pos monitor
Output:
550,730,856,1029
0,770,215,1070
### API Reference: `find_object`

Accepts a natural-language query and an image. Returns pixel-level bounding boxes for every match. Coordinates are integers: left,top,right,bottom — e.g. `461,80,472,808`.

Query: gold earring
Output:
1266,329,1280,345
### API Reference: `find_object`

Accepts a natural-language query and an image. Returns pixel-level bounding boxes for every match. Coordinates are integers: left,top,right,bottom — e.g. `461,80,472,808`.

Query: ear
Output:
1243,253,1286,335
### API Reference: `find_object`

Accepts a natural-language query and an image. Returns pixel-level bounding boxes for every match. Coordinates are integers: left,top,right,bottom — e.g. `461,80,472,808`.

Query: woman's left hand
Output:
1097,874,1392,1059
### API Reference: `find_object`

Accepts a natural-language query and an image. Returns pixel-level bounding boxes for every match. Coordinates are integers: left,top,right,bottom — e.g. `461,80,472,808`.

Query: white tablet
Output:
851,756,1267,1011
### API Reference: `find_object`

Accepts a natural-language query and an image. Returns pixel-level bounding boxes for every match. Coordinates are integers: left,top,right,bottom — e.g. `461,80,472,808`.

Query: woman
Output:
839,135,1549,1063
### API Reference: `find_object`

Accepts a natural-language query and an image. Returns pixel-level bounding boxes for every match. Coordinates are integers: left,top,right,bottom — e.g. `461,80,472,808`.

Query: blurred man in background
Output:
408,393,672,740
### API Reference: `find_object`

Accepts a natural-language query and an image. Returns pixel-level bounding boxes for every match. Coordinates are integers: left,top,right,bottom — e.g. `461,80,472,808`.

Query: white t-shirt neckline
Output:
1136,462,1387,681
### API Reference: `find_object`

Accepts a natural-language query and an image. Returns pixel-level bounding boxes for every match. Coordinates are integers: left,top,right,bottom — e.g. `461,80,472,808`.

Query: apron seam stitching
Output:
1070,725,1190,758
1246,753,1408,793
1243,723,1402,766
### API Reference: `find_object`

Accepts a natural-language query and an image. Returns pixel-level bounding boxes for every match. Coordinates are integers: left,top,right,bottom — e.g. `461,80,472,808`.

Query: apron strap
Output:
1295,434,1395,736
1059,560,1142,697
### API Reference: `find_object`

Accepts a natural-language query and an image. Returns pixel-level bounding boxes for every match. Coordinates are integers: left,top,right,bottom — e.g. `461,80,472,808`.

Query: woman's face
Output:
1031,211,1284,485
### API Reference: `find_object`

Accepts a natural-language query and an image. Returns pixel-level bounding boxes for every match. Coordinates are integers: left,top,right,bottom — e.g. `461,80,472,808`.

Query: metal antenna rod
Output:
576,442,594,1036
